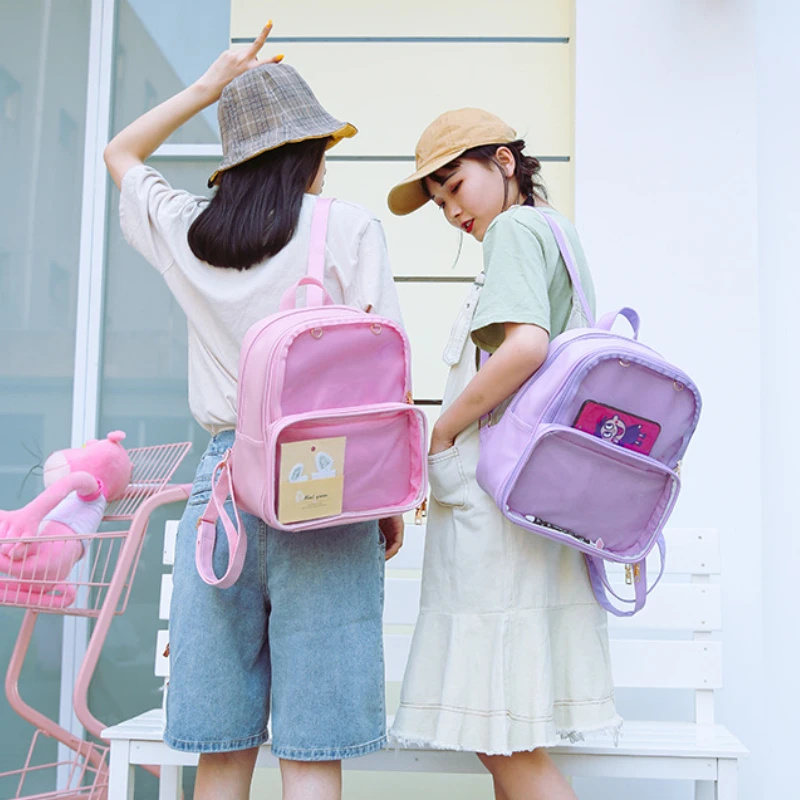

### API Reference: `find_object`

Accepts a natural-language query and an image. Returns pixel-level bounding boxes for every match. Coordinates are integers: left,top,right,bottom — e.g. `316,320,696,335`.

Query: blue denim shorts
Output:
164,431,386,760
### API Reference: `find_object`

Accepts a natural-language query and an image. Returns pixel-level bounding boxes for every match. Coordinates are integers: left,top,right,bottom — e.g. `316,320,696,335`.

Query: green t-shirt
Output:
470,205,596,352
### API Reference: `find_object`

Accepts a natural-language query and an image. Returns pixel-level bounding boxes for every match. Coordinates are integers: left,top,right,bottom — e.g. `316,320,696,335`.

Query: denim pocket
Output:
427,446,469,508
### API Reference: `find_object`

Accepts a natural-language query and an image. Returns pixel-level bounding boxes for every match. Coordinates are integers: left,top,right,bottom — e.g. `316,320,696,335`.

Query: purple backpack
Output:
476,211,701,616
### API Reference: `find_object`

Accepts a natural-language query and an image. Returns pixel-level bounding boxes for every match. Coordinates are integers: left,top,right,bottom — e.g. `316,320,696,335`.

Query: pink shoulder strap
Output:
303,197,333,307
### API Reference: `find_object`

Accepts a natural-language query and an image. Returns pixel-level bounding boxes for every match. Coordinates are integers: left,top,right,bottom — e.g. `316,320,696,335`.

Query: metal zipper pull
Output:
414,498,428,525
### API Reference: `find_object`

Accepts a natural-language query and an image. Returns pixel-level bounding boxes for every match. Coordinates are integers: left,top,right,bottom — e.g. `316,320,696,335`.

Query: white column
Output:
59,0,117,784
757,2,800,797
574,2,760,798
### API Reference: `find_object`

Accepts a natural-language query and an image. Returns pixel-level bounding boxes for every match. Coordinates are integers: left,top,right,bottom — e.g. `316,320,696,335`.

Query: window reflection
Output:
94,4,230,795
113,0,228,144
0,2,91,793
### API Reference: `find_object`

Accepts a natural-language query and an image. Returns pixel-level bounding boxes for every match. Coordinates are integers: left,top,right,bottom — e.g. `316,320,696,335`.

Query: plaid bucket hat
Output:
208,62,357,187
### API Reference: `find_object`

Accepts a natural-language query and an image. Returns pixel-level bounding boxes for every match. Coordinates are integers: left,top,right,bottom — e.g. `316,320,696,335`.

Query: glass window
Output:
0,65,21,124
113,0,229,144
0,0,91,794
91,3,230,796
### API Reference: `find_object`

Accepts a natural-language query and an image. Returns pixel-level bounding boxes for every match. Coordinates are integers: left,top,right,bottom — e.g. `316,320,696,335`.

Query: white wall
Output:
574,1,761,798
757,2,800,799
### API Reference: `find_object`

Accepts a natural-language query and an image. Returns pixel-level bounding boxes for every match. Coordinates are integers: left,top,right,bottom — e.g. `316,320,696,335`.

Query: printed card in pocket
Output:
278,437,346,524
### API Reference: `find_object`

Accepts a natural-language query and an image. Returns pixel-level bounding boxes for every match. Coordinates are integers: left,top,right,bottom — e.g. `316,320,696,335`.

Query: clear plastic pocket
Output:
272,404,426,519
505,425,678,554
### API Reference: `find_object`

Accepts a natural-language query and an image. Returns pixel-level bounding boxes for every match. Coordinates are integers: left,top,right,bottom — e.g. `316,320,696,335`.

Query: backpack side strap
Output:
195,452,247,589
585,534,667,617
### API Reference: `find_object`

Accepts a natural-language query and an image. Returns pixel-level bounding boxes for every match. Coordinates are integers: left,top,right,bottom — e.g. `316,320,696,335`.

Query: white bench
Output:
103,518,747,799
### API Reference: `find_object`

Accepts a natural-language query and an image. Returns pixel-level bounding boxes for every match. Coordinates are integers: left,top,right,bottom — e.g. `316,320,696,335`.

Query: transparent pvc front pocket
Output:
505,425,678,553
271,403,427,519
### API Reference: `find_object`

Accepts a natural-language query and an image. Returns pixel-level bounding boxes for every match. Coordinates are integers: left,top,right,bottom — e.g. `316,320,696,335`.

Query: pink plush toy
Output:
0,431,133,607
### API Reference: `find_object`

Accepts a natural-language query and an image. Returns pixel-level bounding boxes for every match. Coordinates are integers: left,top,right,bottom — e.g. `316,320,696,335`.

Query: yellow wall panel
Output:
396,283,473,399
271,43,572,158
232,1,571,39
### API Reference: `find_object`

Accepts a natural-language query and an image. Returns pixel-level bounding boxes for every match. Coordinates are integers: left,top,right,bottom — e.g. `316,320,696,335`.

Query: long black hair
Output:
188,137,329,270
427,139,548,209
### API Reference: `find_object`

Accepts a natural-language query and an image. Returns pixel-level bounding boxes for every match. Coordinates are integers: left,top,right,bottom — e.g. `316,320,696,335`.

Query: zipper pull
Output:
633,562,642,583
405,391,414,405
624,564,633,585
414,498,427,525
674,460,682,476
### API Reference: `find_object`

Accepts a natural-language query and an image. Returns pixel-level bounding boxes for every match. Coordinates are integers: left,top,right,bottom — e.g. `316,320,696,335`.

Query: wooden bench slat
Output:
610,640,723,689
163,521,179,566
383,634,722,690
383,578,722,632
155,630,169,678
159,575,172,620
157,630,723,690
391,526,721,575
163,521,720,578
103,712,746,760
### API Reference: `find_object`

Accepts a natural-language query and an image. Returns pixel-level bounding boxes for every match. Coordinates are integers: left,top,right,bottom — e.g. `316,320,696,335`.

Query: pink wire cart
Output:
0,442,193,800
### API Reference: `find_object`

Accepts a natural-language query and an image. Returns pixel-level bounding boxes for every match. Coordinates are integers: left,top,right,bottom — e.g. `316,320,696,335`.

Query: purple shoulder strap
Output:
477,209,595,370
534,209,595,327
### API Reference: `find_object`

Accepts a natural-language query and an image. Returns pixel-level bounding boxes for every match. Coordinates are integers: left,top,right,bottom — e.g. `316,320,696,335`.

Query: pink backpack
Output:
197,198,428,587
477,210,702,616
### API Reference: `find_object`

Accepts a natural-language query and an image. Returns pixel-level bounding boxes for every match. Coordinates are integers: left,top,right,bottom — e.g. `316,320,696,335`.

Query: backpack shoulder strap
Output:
534,209,596,327
305,197,334,307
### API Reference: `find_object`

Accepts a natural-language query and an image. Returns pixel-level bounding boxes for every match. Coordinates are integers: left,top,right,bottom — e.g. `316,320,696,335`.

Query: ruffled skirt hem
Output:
389,710,623,756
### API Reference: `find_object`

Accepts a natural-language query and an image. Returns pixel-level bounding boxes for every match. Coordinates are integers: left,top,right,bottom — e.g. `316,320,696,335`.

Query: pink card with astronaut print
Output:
572,400,661,456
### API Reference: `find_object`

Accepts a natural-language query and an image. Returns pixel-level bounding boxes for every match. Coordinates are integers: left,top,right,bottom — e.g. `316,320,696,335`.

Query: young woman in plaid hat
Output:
387,110,621,800
104,24,402,800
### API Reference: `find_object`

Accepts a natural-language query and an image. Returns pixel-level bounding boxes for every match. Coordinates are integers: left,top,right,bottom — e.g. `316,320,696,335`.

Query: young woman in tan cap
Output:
387,109,621,799
104,24,404,800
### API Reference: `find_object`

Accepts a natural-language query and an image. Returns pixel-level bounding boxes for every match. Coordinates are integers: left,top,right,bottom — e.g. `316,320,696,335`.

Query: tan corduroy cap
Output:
387,108,517,215
208,62,357,187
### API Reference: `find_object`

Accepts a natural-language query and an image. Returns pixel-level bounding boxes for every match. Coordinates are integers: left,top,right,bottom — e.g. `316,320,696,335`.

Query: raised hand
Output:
196,21,284,102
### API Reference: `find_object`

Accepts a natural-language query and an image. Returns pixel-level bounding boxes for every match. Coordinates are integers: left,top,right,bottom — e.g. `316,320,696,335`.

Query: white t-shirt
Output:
119,164,403,434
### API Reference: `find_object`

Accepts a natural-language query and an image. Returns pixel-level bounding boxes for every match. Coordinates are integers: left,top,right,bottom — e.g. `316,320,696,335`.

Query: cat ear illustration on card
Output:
312,451,336,479
278,437,346,524
288,463,309,483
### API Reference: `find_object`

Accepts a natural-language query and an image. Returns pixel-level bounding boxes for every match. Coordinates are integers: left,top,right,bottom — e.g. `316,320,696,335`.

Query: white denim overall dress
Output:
391,276,622,754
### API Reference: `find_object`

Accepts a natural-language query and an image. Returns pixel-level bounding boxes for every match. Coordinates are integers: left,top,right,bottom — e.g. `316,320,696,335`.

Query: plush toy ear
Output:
106,431,127,444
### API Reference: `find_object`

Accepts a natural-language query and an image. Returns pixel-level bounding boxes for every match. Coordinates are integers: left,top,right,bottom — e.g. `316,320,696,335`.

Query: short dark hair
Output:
188,137,329,270
427,139,548,209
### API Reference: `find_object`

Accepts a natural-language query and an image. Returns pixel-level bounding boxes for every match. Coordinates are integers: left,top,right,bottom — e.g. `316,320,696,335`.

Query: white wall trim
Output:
60,0,117,782
151,143,221,158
